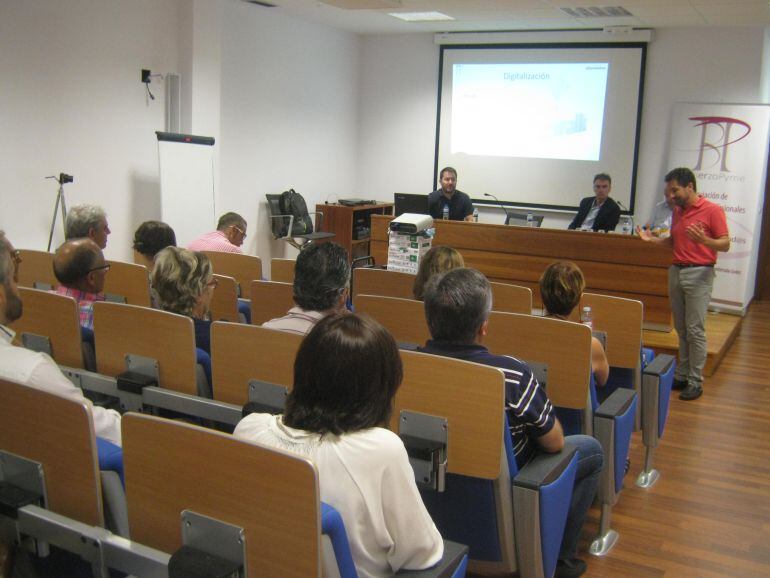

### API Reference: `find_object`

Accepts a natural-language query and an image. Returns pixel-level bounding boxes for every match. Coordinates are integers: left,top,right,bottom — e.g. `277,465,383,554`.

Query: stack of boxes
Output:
386,230,433,274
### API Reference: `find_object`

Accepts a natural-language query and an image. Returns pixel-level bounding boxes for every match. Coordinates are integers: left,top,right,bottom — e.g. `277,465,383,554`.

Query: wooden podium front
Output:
370,215,673,331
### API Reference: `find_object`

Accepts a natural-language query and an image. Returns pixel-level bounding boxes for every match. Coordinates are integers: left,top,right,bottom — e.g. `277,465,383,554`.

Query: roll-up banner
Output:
667,103,770,315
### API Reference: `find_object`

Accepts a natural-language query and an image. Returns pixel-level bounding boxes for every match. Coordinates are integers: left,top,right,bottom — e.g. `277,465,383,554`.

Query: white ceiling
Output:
242,0,770,34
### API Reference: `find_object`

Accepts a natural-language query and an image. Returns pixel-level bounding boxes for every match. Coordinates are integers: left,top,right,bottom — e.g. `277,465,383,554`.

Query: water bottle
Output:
442,204,449,221
473,208,479,222
581,306,593,329
527,212,534,227
621,216,632,235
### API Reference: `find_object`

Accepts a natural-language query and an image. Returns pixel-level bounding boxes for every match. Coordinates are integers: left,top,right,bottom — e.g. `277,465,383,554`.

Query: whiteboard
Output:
157,132,216,247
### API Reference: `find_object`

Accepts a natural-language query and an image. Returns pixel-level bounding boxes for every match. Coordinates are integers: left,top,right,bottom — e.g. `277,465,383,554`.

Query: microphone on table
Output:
484,193,512,224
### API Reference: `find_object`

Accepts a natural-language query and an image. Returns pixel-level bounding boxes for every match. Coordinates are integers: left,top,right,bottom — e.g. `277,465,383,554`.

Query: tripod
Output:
46,173,73,251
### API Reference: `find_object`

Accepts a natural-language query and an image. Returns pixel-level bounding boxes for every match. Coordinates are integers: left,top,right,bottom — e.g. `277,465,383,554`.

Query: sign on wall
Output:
668,103,770,315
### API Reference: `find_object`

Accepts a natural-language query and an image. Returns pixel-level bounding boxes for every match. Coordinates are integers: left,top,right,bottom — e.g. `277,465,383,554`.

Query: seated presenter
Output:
428,167,474,222
568,173,621,232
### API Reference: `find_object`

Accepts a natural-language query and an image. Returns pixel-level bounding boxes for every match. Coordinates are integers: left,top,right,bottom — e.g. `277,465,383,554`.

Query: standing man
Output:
65,204,111,249
568,173,621,232
637,168,730,401
187,212,247,254
428,167,474,222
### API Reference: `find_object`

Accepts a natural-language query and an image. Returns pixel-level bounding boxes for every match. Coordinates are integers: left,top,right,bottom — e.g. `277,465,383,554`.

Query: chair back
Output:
211,322,302,405
250,280,295,325
94,302,198,395
10,287,85,368
490,282,532,315
271,258,296,283
122,413,321,577
352,268,414,304
103,260,151,306
209,274,240,322
203,251,262,297
0,378,103,526
17,249,57,289
355,295,429,346
580,293,643,369
485,312,592,410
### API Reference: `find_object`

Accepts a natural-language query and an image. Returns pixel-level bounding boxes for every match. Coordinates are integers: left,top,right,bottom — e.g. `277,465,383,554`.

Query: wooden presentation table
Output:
370,215,673,331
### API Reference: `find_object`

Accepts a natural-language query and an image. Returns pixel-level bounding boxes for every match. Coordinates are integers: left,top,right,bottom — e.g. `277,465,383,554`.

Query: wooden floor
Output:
580,300,770,577
643,309,743,377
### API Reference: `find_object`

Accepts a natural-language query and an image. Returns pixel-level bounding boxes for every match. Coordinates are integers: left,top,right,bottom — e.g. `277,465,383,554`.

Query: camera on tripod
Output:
59,173,74,184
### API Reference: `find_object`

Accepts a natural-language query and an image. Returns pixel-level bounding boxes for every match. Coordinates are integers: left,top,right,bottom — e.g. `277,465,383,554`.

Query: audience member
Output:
648,186,675,238
132,220,177,270
568,173,621,232
65,204,111,249
0,231,121,445
262,242,350,335
235,313,443,577
150,247,216,354
539,261,609,387
428,167,474,222
419,267,602,578
187,212,247,254
412,246,464,300
53,238,108,330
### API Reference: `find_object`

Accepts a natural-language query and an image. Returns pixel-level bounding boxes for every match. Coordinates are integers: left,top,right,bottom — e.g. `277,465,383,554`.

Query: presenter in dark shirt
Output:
568,173,621,232
428,167,474,221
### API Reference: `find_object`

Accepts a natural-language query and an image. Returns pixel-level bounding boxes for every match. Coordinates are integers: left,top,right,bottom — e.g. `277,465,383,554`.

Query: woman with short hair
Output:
539,261,609,386
150,247,216,354
234,313,443,577
412,246,465,301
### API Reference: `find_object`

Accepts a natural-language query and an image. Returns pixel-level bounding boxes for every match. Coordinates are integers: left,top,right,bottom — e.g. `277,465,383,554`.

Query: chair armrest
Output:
643,354,675,377
595,387,636,419
513,444,578,489
308,211,325,228
396,541,468,577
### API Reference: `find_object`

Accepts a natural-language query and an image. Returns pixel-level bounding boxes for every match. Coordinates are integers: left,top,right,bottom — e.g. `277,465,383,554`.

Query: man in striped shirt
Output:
187,212,248,254
419,267,602,578
52,238,108,330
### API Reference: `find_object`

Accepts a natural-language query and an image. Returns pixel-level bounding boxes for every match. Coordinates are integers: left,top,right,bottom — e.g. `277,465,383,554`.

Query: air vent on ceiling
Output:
320,0,402,9
243,0,276,7
561,6,633,18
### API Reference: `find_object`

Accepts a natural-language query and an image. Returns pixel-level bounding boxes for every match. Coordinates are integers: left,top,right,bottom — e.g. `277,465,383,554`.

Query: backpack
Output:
279,189,314,236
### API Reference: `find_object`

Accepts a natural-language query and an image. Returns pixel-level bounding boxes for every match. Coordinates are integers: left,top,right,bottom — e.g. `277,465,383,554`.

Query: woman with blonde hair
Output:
539,261,609,386
412,246,464,300
150,246,216,354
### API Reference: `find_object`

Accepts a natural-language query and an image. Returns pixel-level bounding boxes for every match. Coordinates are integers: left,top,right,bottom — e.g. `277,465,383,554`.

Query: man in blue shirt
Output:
420,267,603,578
427,167,474,221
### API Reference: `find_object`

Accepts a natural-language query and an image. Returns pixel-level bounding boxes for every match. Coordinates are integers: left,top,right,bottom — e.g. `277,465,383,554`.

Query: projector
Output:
389,213,434,234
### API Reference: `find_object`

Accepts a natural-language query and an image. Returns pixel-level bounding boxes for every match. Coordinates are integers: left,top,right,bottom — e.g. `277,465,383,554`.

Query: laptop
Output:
394,193,429,217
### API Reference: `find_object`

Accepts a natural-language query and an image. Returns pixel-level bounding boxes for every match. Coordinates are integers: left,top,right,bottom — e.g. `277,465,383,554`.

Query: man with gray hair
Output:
53,238,109,329
0,231,121,445
420,267,602,578
187,212,248,254
262,242,350,335
65,204,111,249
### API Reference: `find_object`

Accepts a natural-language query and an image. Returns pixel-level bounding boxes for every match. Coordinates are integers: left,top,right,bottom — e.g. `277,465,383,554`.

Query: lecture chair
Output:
392,350,578,578
93,301,210,398
490,281,533,315
578,293,676,487
209,274,241,322
16,249,57,290
102,260,151,306
352,267,415,305
485,312,637,557
250,280,295,326
0,377,128,574
202,251,262,298
210,321,302,406
271,257,296,283
354,294,430,348
10,287,94,370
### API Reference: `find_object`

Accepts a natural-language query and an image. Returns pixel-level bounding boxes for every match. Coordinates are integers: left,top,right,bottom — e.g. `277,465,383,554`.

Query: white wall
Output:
357,27,767,230
219,2,361,275
0,0,184,259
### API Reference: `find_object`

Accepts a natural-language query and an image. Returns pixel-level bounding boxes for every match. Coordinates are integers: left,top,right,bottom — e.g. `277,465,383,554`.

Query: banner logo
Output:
690,116,751,172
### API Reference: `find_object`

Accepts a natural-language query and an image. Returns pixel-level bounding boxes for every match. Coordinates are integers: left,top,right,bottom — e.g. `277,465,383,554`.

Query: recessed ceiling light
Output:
389,11,455,22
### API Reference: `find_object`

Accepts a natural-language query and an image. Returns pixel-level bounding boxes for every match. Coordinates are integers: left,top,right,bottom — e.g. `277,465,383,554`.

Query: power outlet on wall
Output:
141,69,151,83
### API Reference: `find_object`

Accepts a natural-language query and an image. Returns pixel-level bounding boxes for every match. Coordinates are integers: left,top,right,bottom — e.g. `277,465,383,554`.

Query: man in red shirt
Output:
638,167,730,400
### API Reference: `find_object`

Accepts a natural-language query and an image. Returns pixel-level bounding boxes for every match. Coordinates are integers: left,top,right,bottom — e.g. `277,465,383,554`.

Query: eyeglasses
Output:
206,278,219,289
232,226,247,239
88,264,111,274
11,250,21,282
11,250,22,265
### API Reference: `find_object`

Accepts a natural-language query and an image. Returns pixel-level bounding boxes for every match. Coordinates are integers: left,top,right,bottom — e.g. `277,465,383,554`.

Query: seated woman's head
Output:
413,246,465,300
284,313,402,436
539,261,585,318
151,247,214,319
132,221,176,269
